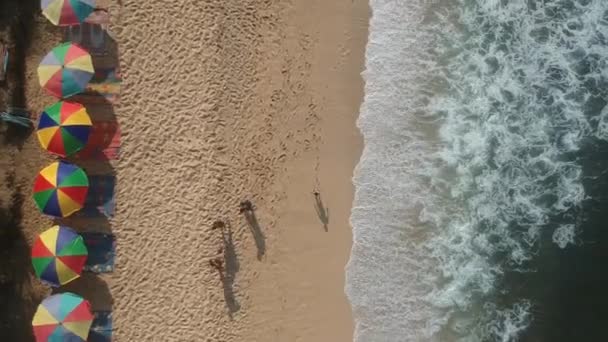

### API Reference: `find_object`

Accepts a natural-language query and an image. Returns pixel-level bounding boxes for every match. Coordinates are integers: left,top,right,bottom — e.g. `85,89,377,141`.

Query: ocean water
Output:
346,0,608,341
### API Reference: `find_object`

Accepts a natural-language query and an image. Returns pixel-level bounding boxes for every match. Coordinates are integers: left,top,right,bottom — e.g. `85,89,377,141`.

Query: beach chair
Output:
79,175,116,218
89,311,112,342
81,232,116,273
0,107,33,128
75,120,121,160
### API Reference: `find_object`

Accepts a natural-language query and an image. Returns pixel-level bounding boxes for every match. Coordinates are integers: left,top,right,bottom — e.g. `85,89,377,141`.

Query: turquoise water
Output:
346,0,608,340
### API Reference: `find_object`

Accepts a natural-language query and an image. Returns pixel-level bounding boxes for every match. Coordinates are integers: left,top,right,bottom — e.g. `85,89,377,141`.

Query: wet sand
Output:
234,1,368,341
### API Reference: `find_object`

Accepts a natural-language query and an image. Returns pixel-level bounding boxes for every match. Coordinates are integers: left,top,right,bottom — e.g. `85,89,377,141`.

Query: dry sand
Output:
1,0,368,341
112,0,368,340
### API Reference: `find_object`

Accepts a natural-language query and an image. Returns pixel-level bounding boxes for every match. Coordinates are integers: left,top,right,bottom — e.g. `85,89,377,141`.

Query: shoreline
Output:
235,1,368,340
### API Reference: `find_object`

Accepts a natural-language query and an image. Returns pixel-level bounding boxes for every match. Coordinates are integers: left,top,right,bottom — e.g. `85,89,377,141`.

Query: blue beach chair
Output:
89,311,112,342
78,175,116,218
82,232,116,273
0,107,33,128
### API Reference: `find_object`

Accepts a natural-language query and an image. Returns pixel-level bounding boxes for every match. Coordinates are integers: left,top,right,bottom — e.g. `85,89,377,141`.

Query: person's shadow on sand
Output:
211,220,240,317
313,191,329,232
240,201,266,260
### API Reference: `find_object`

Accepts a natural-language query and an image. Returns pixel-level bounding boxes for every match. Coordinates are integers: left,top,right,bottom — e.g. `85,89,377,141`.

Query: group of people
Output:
208,200,255,277
208,190,328,280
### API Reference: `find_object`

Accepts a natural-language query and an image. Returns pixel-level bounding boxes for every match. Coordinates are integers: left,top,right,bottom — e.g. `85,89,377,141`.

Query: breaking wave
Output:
346,0,608,340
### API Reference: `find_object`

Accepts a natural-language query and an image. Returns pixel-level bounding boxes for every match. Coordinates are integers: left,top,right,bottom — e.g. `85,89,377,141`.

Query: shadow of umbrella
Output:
53,273,113,312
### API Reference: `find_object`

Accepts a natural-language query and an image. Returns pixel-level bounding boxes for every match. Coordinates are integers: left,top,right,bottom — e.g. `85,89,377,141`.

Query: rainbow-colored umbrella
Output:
32,292,93,342
38,43,94,98
33,161,89,218
37,101,92,157
41,0,96,26
32,226,88,287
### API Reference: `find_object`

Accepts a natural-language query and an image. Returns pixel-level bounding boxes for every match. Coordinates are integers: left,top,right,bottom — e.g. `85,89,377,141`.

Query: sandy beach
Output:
0,0,368,341
234,1,368,340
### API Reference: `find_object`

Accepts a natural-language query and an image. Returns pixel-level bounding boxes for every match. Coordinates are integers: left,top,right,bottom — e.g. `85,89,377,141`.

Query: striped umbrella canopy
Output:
32,226,88,287
33,161,89,218
38,43,94,98
41,0,96,26
37,101,92,157
32,292,93,342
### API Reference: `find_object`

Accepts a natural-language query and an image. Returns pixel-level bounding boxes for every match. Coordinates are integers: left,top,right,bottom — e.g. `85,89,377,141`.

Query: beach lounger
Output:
82,232,116,273
64,10,119,67
89,311,112,342
0,107,33,128
86,68,122,104
75,120,121,160
66,23,108,57
79,175,115,218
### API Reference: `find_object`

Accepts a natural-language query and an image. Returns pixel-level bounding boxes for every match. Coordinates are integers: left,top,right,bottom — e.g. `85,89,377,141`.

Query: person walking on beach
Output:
209,257,224,274
239,200,253,214
210,220,226,281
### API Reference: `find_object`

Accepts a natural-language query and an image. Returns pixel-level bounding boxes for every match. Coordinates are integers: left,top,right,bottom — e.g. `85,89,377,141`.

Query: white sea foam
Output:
347,0,608,341
552,224,576,248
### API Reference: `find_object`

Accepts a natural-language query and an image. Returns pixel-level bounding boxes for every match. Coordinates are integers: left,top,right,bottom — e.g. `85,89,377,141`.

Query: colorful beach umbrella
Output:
33,161,89,218
41,0,96,26
32,292,93,342
37,101,92,157
38,43,94,98
32,226,88,287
